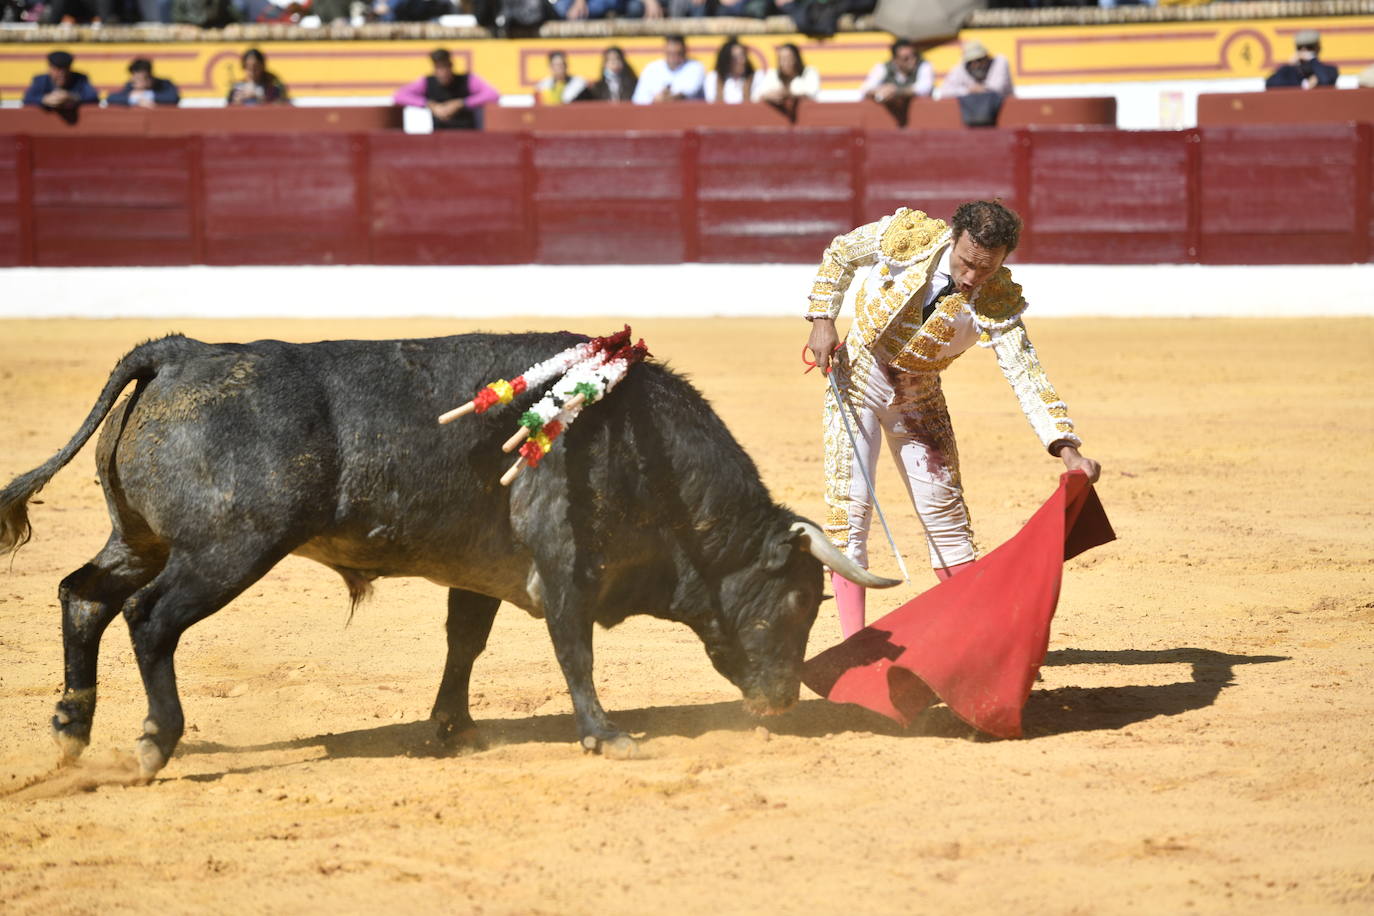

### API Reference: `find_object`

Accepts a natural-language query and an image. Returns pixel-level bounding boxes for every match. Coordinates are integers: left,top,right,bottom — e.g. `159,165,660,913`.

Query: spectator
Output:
1265,29,1339,91
705,38,762,105
581,46,637,103
534,51,588,105
860,39,933,124
755,42,820,118
554,0,646,21
632,35,706,105
715,0,767,18
106,58,181,108
42,0,118,23
393,48,500,130
22,51,99,110
662,0,705,17
227,49,290,106
939,40,1013,99
1359,64,1374,89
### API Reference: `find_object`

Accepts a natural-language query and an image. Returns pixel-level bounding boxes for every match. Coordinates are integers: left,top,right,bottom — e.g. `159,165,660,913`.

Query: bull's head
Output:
699,519,900,718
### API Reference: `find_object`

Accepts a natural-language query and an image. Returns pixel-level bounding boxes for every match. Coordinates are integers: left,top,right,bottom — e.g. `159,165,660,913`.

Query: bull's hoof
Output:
51,720,89,767
51,703,92,766
581,734,640,760
134,736,167,784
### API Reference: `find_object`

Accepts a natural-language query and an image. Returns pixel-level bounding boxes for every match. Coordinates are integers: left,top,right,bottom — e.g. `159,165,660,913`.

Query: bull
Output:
0,332,896,780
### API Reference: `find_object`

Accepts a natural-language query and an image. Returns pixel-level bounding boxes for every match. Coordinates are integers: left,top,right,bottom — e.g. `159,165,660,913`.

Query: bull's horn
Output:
788,521,902,589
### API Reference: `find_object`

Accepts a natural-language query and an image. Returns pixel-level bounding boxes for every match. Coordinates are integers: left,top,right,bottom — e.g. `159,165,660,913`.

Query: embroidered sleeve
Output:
992,321,1082,452
806,218,884,319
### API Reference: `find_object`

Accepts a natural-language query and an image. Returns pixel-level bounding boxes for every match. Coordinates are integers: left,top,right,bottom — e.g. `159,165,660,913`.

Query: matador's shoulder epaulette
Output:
971,267,1029,338
878,208,950,270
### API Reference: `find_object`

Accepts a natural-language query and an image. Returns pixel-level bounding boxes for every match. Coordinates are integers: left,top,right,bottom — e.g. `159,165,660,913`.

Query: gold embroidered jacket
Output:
807,207,1081,451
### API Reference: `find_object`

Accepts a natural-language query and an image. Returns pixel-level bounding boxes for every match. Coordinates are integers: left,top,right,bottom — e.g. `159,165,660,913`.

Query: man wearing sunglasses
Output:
1266,29,1339,90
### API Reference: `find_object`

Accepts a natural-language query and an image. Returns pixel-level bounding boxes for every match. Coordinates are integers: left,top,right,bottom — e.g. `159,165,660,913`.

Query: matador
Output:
803,200,1102,637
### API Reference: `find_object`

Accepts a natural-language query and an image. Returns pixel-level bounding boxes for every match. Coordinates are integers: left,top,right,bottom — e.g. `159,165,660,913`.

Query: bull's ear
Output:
763,527,798,571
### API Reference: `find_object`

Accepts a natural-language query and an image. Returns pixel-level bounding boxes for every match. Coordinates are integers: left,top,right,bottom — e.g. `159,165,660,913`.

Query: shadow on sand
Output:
175,645,1287,772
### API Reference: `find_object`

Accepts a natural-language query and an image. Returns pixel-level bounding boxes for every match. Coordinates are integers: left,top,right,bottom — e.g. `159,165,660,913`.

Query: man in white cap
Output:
1265,29,1339,90
939,39,1013,99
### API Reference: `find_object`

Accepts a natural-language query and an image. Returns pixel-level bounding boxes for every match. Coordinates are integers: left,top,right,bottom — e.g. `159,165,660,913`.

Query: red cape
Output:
801,471,1115,738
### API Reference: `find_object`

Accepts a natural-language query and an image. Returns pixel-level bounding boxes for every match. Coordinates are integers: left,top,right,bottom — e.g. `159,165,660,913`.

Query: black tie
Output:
924,274,956,324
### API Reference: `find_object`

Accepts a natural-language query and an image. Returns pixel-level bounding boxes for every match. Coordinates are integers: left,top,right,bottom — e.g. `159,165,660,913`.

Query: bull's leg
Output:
430,588,500,749
121,550,276,782
53,536,165,764
540,587,637,759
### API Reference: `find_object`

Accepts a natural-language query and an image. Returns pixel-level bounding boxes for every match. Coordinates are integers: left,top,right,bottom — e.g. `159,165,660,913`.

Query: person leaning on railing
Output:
705,38,763,104
22,50,99,110
754,41,820,118
227,48,290,106
580,46,638,103
393,48,500,129
106,58,182,108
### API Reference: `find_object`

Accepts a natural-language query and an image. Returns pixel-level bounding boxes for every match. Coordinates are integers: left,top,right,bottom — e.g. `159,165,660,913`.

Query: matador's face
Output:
950,233,1008,297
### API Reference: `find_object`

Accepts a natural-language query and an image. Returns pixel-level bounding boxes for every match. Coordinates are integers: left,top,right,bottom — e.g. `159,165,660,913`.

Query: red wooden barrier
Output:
367,132,532,265
201,133,365,265
29,135,195,267
695,128,858,263
0,135,19,267
1197,123,1367,264
1028,128,1195,264
0,106,403,136
859,128,1024,229
3,125,1370,267
1198,88,1374,127
532,132,690,264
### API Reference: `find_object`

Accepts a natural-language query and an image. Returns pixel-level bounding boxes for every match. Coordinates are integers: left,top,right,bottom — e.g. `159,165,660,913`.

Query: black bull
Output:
0,332,896,778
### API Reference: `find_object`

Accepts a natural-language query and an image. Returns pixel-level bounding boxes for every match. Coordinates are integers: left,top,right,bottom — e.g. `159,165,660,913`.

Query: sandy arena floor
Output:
0,316,1371,914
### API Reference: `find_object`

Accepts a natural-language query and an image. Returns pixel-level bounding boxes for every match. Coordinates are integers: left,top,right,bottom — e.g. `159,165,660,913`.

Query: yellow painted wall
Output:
3,16,1371,101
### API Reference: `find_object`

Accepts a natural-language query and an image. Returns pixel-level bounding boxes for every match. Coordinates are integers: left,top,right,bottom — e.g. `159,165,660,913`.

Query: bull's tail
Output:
0,334,196,555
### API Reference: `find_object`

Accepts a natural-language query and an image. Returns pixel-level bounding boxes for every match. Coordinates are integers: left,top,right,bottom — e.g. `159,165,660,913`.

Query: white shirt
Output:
704,71,763,104
753,66,821,101
921,247,955,313
632,58,706,105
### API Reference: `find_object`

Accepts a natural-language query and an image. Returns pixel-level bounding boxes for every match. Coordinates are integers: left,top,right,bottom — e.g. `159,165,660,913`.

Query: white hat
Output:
961,40,989,64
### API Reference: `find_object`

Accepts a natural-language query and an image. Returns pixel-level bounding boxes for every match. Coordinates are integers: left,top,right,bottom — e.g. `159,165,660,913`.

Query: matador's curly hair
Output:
952,199,1022,254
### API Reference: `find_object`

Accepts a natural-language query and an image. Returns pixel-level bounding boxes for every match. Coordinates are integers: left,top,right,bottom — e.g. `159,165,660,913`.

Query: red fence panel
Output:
695,128,857,263
29,135,194,266
368,132,532,265
1028,128,1192,264
0,136,18,267
200,133,366,265
531,132,688,264
860,128,1022,227
1198,124,1364,264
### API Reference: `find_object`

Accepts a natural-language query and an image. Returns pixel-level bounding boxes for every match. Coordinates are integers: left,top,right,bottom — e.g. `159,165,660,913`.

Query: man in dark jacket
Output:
105,58,181,108
22,50,99,110
1265,29,1339,90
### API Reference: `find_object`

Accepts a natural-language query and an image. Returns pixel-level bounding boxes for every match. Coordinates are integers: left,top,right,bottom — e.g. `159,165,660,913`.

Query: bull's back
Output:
100,333,584,592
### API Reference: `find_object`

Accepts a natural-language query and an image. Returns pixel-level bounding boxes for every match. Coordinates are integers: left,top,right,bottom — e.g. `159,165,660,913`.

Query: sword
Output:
827,369,913,583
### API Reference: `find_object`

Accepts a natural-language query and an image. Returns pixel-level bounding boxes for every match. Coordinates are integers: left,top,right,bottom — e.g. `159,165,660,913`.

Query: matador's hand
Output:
1058,446,1101,484
805,317,840,373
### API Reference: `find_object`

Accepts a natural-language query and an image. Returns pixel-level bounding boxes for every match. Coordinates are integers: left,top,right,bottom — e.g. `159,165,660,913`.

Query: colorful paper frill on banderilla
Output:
801,471,1116,739
447,326,650,484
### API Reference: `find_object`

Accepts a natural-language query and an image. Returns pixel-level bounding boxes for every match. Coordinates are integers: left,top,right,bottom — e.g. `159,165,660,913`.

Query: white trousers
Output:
823,349,975,569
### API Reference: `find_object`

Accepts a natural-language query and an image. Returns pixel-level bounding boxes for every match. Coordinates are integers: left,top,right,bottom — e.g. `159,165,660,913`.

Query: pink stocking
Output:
831,571,867,639
934,561,975,582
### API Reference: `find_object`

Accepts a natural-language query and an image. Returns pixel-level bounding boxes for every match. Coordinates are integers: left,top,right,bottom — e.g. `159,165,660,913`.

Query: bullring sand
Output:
1,316,1371,914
